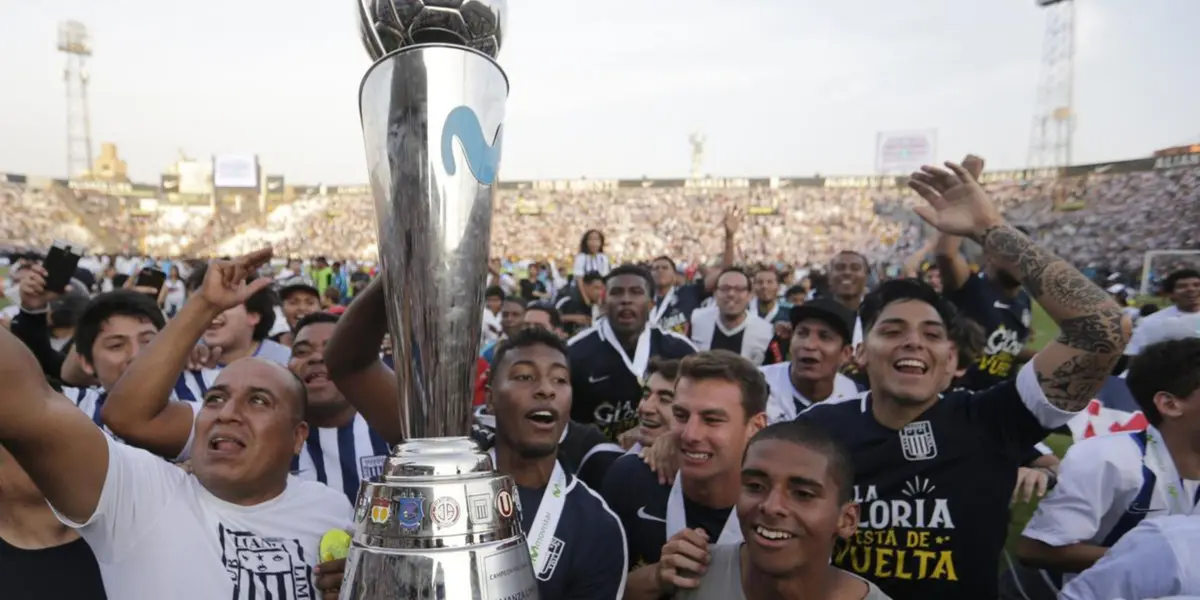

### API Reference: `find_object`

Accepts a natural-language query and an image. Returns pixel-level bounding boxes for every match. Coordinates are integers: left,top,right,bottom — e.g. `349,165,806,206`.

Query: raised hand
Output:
194,248,274,313
17,265,58,312
722,206,742,237
907,155,1004,242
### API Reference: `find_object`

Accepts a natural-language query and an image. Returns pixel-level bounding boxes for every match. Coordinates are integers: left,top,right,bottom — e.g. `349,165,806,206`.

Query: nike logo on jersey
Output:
637,507,666,523
589,374,611,383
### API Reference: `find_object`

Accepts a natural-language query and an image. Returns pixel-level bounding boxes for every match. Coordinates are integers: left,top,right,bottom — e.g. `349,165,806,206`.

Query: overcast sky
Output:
1,0,1197,184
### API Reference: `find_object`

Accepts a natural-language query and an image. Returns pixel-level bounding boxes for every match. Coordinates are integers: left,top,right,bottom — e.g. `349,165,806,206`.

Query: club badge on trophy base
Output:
340,1,538,598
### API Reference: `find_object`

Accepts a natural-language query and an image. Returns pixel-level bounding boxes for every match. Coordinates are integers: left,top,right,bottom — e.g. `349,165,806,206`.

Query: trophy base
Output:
339,437,538,599
340,537,538,600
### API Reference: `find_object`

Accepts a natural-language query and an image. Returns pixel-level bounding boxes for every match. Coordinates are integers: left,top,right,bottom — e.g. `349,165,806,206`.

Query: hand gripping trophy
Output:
343,1,537,598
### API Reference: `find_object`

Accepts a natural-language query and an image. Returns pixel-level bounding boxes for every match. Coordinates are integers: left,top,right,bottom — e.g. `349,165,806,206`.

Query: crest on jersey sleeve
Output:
899,420,938,461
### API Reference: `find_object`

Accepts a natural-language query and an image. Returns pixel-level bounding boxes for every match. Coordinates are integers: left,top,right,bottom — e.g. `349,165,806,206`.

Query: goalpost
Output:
1140,250,1200,297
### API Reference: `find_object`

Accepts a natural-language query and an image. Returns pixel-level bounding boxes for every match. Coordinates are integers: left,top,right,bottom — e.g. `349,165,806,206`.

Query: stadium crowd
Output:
0,154,1198,600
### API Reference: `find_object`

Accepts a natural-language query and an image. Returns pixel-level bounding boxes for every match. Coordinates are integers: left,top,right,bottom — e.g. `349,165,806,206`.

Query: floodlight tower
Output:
58,21,94,178
689,132,706,179
1027,0,1076,170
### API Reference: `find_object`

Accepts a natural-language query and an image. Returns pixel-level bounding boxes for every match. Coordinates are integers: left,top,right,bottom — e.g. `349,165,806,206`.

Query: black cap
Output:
789,298,855,344
278,276,319,300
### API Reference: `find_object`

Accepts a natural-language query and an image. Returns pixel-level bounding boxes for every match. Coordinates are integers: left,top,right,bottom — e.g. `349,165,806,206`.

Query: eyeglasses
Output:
717,285,749,294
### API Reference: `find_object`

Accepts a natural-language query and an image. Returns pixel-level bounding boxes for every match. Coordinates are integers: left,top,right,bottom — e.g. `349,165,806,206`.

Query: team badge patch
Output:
496,490,515,518
369,497,391,525
396,496,425,531
468,493,493,524
899,420,938,461
431,497,462,528
535,537,566,582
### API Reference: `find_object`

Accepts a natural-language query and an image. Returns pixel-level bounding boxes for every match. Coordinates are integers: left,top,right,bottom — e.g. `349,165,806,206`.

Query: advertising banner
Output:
213,154,259,189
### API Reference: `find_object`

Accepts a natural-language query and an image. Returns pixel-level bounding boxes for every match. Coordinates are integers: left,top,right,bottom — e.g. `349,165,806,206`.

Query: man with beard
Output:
100,263,389,504
761,299,861,424
601,351,768,599
187,263,291,367
568,264,696,442
794,156,1130,600
689,268,773,366
0,252,351,600
671,420,890,600
933,156,1035,390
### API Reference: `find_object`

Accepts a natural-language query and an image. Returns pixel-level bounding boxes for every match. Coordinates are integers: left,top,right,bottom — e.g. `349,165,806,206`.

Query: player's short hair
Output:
491,327,571,376
677,350,768,421
746,420,856,504
646,357,681,382
75,290,167,365
1163,269,1200,294
831,250,869,270
651,255,678,272
949,315,986,367
293,311,339,337
582,270,606,285
753,267,781,284
1126,338,1200,426
860,278,957,333
716,267,752,289
485,285,505,301
525,303,563,330
604,264,656,297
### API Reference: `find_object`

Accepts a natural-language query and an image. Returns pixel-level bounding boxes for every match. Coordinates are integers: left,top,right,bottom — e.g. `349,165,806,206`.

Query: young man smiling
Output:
600,350,768,599
672,420,890,600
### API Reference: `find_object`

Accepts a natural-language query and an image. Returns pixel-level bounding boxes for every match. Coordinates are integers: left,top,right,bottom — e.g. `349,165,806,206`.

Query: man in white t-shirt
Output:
1059,515,1200,600
1125,268,1199,356
0,249,352,600
1016,336,1200,585
759,299,861,424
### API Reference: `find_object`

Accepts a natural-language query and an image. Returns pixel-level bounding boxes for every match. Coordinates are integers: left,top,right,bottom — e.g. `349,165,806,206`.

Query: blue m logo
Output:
441,106,503,185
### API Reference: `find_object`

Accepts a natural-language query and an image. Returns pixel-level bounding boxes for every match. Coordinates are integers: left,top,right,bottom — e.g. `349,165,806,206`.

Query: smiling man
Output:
0,251,351,600
796,157,1130,600
671,420,891,599
600,350,767,600
628,357,681,454
760,299,862,424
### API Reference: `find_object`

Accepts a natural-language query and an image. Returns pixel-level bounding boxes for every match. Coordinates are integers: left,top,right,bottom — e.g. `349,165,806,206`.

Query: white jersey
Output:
292,413,391,503
1060,515,1200,600
53,436,352,600
759,362,860,424
1022,425,1200,583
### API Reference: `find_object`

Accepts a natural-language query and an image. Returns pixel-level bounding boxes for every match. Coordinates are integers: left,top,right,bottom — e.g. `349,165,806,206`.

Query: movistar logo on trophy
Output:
442,106,504,185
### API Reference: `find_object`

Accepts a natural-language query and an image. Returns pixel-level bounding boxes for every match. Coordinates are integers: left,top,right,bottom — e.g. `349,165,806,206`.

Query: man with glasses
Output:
689,268,773,366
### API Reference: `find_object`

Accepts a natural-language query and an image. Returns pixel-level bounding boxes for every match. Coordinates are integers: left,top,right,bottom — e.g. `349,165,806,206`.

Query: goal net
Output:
1139,250,1200,297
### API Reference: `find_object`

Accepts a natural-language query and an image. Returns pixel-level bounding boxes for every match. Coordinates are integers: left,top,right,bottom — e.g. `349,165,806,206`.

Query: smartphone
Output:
43,240,83,294
135,268,167,294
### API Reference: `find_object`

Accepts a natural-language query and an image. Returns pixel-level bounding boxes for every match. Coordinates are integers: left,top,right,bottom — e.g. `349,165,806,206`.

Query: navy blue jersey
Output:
651,281,708,336
516,472,628,599
795,365,1067,600
946,273,1032,390
567,326,696,442
599,454,735,570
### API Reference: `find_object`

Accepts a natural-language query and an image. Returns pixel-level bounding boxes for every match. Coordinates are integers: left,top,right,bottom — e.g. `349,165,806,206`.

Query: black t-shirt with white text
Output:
599,454,733,569
796,378,1053,600
947,273,1032,390
514,472,627,598
568,327,696,442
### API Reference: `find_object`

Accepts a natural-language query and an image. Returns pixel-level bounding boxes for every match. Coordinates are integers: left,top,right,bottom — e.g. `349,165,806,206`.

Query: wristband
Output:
19,304,49,315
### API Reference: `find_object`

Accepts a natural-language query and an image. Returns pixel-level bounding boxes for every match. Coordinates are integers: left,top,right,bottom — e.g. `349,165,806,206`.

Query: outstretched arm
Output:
909,156,1129,413
974,225,1128,411
324,276,405,445
0,326,109,524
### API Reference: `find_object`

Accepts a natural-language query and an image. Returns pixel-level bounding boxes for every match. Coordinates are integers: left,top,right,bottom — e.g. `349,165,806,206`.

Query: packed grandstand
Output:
2,149,1198,286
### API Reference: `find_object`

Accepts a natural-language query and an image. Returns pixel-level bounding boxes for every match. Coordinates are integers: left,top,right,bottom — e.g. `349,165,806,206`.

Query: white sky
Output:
1,0,1197,184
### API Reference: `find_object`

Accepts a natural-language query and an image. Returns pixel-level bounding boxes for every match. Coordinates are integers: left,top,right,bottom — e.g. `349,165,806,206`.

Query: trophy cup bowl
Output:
341,1,535,598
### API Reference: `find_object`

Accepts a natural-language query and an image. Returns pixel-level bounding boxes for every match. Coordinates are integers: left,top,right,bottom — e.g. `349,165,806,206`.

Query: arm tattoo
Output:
1054,312,1125,354
1034,353,1115,412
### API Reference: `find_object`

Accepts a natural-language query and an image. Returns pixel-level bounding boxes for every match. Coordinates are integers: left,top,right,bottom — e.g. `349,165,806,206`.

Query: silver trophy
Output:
342,1,536,598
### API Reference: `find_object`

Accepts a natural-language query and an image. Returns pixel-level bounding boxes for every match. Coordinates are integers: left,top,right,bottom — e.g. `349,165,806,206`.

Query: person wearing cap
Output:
278,276,322,332
759,298,862,424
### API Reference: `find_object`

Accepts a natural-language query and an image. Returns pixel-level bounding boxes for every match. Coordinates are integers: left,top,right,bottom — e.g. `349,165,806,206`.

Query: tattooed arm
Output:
972,225,1130,411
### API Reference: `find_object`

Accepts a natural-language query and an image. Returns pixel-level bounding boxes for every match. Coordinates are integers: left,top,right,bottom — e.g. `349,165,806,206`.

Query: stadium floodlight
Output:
1140,250,1200,297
